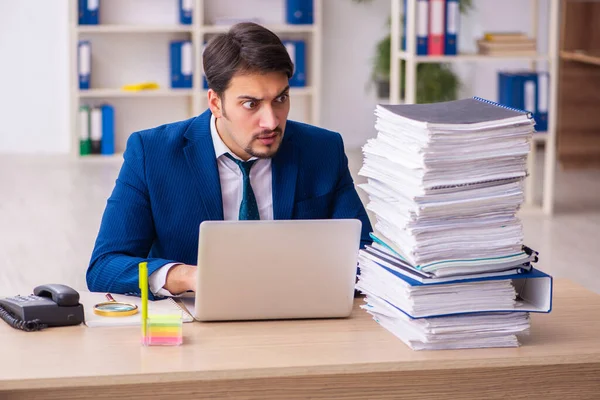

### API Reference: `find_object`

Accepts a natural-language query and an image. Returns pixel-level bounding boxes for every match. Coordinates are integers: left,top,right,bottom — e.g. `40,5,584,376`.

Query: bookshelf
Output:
69,0,322,159
557,0,600,169
389,0,561,215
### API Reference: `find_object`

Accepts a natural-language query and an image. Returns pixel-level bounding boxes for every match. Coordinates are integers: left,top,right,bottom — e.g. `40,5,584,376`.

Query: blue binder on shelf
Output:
498,70,550,132
513,72,538,117
401,0,429,55
78,41,91,90
170,41,193,89
78,0,99,25
100,104,114,155
372,265,553,319
285,0,313,25
283,40,306,87
444,0,459,55
179,0,193,25
497,71,515,107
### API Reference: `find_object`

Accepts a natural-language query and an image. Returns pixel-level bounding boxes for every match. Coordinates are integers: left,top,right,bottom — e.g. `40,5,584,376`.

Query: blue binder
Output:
444,0,459,55
179,0,193,25
497,72,515,107
78,0,87,25
78,41,91,90
285,0,313,25
170,41,193,89
401,0,429,55
79,0,99,25
100,105,114,155
369,265,553,319
283,40,306,87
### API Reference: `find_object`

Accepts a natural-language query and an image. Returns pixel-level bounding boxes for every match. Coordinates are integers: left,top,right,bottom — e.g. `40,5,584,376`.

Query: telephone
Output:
0,284,85,332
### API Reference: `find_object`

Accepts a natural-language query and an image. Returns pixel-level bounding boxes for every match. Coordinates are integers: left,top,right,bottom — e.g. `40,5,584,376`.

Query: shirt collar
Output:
210,113,258,162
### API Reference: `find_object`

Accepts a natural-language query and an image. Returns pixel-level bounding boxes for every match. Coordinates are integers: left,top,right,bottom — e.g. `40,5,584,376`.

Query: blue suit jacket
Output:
86,109,373,298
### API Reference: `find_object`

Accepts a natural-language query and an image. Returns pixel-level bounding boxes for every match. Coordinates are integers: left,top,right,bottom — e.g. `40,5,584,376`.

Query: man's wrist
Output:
163,264,197,295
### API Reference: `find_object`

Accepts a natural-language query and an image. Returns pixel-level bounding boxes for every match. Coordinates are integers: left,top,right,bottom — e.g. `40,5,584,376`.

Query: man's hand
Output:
163,264,197,295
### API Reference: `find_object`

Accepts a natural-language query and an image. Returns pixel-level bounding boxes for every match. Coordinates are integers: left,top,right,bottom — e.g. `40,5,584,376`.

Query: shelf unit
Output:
69,0,322,159
557,0,600,169
389,0,561,214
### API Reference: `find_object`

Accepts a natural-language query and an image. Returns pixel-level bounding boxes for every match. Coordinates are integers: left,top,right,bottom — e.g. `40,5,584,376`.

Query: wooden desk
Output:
1,278,599,400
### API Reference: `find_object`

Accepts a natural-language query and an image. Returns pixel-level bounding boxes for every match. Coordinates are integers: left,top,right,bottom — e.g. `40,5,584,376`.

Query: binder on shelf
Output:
79,105,91,156
78,41,91,90
90,107,102,155
285,0,313,25
444,0,459,55
498,71,549,133
497,72,514,108
170,41,193,89
78,0,99,25
179,0,193,25
428,0,445,55
401,0,429,55
284,40,306,87
100,104,114,155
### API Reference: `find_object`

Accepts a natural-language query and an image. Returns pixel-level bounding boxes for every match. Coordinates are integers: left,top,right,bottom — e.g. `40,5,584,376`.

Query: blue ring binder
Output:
472,96,533,119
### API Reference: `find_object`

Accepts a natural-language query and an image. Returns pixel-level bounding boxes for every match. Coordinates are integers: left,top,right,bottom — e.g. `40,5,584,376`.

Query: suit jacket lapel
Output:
183,110,224,220
272,127,298,220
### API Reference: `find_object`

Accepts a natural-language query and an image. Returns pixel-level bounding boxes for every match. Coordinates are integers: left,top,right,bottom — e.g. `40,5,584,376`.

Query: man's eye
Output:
276,94,289,103
242,101,257,110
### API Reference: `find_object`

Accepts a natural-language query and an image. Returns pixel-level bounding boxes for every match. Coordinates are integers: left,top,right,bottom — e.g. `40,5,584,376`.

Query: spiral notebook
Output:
78,291,194,328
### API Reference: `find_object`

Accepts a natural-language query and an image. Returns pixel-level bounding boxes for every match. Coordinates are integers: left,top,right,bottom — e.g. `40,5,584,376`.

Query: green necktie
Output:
224,153,260,220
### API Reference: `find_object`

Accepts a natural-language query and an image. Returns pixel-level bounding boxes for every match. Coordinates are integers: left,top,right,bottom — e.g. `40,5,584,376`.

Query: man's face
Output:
208,71,290,161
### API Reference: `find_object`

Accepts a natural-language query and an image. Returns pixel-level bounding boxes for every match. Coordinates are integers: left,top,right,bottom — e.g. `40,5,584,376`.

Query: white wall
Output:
0,0,70,154
0,0,549,154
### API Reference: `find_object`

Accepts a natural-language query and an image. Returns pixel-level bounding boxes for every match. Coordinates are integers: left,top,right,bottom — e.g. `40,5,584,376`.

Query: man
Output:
86,22,372,299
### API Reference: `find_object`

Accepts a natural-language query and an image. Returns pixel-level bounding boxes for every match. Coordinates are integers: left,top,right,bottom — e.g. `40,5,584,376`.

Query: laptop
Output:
193,219,362,321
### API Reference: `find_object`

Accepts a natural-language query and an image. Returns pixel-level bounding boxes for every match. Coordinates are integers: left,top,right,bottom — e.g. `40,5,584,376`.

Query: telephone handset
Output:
0,284,85,332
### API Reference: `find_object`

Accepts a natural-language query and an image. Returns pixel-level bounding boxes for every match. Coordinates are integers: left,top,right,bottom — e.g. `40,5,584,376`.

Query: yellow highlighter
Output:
139,261,148,345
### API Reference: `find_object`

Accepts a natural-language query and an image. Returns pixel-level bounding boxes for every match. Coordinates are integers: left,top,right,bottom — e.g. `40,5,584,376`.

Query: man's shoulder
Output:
134,116,197,145
286,120,342,146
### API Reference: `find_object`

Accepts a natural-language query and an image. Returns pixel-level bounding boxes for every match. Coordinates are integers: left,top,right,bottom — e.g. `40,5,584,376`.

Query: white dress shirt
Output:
149,114,273,296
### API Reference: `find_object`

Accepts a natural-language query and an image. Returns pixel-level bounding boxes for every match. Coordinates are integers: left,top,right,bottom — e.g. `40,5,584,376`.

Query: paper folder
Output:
364,266,552,319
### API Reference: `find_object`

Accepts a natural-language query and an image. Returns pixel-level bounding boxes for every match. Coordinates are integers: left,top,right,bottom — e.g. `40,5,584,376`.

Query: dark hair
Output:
203,22,294,96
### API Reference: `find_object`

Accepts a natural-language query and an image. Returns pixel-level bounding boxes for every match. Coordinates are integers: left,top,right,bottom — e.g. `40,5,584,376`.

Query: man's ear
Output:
207,89,223,118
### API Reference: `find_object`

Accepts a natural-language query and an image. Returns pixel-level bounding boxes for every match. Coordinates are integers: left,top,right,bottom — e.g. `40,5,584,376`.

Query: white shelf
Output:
79,89,194,98
397,51,551,63
77,25,195,33
70,0,323,159
202,24,316,34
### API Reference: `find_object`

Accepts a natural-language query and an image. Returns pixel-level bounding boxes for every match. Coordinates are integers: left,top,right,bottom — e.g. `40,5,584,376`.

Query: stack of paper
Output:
356,97,552,350
477,32,537,56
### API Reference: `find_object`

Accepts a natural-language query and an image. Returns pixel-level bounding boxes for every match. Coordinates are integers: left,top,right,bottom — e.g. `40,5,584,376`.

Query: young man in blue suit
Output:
86,23,372,299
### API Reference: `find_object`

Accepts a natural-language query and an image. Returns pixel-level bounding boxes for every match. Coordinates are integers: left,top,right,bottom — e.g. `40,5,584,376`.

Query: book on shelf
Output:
498,71,549,132
170,41,193,89
477,32,536,55
78,0,99,25
283,40,307,87
80,104,115,156
401,0,460,56
285,0,314,24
